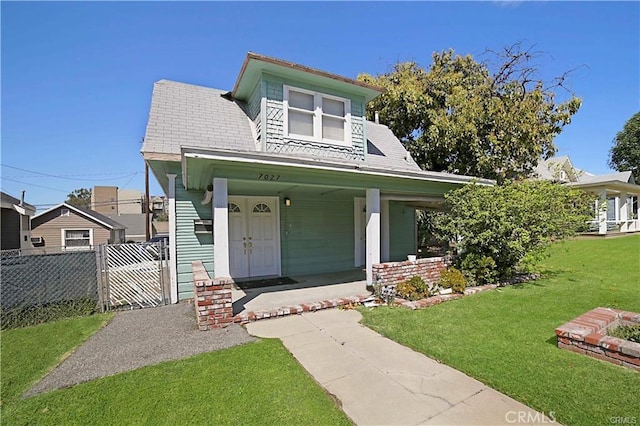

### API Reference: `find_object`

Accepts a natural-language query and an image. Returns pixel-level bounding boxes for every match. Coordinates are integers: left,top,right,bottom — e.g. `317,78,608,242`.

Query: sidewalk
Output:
247,309,548,425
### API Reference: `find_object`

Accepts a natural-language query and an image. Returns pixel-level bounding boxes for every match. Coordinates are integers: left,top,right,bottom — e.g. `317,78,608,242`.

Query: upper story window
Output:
283,85,351,147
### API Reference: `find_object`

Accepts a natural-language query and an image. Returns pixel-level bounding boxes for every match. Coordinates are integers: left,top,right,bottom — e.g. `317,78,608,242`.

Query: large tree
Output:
609,111,640,182
358,44,582,182
66,188,92,209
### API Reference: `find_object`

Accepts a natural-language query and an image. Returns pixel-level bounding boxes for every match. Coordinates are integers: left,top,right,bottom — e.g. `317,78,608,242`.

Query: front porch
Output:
231,269,370,317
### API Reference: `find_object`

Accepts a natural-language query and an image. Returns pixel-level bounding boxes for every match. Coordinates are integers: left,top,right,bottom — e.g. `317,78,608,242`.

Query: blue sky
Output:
2,1,638,210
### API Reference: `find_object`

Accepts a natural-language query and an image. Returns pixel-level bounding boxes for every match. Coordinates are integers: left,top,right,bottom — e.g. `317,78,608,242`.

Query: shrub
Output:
609,324,640,344
439,267,467,293
433,180,593,283
395,276,435,301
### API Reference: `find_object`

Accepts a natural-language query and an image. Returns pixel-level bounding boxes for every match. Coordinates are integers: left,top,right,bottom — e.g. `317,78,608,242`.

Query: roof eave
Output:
181,147,494,187
231,52,385,102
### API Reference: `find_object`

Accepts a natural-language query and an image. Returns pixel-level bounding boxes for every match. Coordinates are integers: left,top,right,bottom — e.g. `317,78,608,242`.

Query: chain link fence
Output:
0,247,100,329
1,242,169,329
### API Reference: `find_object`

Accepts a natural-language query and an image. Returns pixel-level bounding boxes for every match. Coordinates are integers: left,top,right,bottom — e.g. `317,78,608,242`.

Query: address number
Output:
258,174,280,181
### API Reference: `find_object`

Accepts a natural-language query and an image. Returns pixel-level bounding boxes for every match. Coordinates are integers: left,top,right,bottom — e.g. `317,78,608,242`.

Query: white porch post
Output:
633,196,639,232
366,188,380,286
213,178,230,278
167,174,178,304
381,199,390,262
619,192,628,233
598,190,607,235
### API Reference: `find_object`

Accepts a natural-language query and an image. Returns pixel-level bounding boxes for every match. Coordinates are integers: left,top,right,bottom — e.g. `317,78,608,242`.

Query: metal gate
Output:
99,242,168,310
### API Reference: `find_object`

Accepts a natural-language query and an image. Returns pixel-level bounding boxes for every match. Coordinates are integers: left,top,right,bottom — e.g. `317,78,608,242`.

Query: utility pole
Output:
145,162,151,241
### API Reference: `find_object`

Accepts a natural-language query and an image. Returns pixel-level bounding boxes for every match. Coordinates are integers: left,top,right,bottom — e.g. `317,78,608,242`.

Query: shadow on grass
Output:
545,335,558,346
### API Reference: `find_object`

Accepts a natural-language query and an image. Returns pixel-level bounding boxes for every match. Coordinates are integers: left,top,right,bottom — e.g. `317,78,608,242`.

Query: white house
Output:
535,156,640,235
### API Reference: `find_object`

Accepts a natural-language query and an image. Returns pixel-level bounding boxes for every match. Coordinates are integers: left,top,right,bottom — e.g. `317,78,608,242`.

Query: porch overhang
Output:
179,147,494,193
568,180,640,196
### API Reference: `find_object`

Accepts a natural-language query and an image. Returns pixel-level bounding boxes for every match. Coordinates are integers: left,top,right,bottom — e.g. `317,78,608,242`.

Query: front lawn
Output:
1,319,349,425
361,236,640,426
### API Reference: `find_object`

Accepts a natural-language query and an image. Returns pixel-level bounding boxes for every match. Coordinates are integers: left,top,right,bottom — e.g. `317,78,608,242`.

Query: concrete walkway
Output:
247,309,547,425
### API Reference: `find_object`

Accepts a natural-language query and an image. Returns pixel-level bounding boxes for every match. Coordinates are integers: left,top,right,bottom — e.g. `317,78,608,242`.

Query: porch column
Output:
167,174,178,304
598,191,607,235
619,193,628,233
381,200,390,262
213,178,230,278
366,188,380,286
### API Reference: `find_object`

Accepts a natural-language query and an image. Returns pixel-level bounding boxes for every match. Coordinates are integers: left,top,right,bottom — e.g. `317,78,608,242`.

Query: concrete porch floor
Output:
232,269,371,316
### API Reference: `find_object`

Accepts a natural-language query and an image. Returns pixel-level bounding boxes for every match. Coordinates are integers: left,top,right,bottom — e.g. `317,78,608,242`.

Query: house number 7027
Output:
258,174,280,181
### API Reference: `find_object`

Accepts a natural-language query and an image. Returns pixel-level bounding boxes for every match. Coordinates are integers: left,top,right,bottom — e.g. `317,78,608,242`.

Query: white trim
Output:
366,188,381,286
33,202,119,230
283,84,352,148
61,228,93,250
213,178,230,278
167,174,178,304
183,150,494,186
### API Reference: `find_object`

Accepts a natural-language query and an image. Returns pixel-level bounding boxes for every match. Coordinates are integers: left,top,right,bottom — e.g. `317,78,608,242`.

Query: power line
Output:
1,177,70,193
1,164,139,182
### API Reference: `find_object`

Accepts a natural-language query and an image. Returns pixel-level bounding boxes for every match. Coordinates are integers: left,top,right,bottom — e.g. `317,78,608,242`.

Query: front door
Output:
228,197,280,279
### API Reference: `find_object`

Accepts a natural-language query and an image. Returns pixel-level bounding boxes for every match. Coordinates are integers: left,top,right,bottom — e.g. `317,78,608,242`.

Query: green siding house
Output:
141,52,491,302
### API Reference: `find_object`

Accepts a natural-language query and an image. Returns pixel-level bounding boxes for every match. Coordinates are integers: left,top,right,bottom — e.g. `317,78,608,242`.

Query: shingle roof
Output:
141,79,424,174
576,171,634,185
534,156,572,180
1,191,36,212
142,80,256,155
33,203,126,230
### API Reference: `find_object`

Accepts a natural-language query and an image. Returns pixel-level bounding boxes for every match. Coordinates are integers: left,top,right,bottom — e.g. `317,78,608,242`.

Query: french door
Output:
228,197,280,278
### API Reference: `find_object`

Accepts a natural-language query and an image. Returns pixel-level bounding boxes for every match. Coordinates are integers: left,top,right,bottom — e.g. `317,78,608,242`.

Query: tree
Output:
609,112,640,182
432,181,593,283
66,188,92,209
358,44,582,183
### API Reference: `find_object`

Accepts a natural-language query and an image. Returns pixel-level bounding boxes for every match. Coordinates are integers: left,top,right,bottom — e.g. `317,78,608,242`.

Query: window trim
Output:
283,85,352,147
61,228,93,250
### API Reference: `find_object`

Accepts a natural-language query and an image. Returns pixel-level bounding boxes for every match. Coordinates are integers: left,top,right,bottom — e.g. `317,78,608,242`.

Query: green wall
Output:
280,192,356,276
389,201,416,262
175,178,213,299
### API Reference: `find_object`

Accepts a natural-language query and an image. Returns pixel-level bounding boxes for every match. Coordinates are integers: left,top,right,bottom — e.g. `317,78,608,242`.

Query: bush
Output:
439,267,467,293
609,324,640,344
0,298,98,330
395,276,435,301
433,180,593,283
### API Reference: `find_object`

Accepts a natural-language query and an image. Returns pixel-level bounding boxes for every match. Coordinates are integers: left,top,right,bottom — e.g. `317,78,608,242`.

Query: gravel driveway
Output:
24,302,255,397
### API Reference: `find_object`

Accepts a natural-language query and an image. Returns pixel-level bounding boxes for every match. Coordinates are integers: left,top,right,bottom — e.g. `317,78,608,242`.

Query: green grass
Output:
360,236,640,426
1,314,113,404
1,318,349,425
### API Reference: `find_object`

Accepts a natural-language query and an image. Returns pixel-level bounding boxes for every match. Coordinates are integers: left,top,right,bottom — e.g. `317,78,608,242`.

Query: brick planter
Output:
555,307,640,371
373,256,451,291
192,261,234,330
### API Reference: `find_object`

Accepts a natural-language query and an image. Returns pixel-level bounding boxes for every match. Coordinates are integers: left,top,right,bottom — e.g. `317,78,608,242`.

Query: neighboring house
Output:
141,52,492,303
150,195,167,218
31,203,126,250
1,191,36,250
535,156,640,235
91,186,144,215
106,213,149,242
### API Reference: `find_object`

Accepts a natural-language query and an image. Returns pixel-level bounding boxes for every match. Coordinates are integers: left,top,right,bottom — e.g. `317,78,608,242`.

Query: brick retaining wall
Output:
373,256,451,289
555,307,640,371
192,261,234,330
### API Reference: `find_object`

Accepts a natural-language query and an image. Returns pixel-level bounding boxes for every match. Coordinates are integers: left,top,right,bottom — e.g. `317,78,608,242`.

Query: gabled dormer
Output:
231,53,384,161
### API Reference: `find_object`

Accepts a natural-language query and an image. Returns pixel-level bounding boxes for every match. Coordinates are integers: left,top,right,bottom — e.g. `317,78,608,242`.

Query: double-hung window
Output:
63,229,92,250
284,85,351,146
